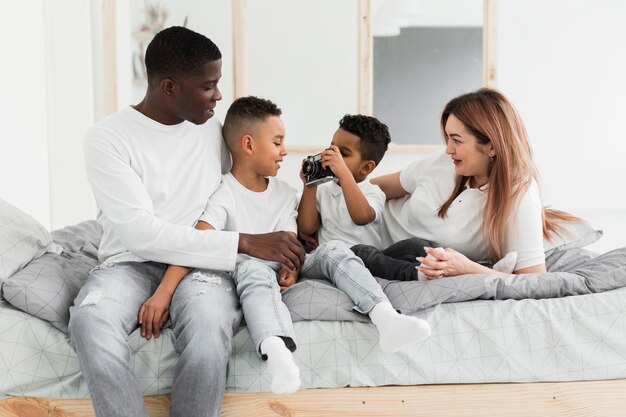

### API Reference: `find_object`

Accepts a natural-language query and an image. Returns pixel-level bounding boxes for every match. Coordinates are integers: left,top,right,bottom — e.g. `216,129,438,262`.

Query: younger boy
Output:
138,97,431,395
297,114,390,250
296,117,516,282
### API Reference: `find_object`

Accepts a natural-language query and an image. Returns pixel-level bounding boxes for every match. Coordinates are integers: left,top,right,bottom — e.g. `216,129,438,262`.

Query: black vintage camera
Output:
302,152,335,185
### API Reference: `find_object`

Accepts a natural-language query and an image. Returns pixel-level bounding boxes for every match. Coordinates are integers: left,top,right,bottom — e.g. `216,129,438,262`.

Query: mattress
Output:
2,287,625,399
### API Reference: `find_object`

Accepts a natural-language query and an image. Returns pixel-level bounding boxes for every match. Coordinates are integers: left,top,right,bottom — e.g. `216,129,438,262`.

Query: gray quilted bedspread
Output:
283,246,626,322
2,220,625,328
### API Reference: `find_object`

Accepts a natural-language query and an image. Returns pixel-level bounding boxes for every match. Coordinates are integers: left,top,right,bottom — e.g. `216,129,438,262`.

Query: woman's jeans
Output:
68,261,242,417
352,237,437,281
233,240,388,355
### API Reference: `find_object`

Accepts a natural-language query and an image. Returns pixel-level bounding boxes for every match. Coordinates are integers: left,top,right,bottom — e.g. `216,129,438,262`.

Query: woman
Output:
352,88,578,280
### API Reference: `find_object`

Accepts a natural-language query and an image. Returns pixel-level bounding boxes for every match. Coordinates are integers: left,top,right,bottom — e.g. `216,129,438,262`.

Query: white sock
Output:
493,251,518,274
260,336,301,395
370,302,431,353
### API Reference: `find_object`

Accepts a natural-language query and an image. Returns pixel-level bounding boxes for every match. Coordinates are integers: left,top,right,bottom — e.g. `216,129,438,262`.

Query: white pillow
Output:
0,199,63,281
543,220,603,251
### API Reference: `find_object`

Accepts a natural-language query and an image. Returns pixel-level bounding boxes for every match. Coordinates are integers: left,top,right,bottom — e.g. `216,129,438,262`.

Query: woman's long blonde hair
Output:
438,88,578,261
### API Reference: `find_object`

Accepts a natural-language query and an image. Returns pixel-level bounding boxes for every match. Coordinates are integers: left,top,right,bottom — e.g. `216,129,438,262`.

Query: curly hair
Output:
338,115,391,165
145,26,221,85
223,96,282,150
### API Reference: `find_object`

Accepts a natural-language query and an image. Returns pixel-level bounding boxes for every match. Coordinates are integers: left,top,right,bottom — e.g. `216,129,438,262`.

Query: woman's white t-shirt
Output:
379,151,545,270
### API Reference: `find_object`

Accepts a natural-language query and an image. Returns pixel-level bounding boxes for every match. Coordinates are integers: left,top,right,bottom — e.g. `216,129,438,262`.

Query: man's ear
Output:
160,78,176,97
241,134,254,155
360,160,376,176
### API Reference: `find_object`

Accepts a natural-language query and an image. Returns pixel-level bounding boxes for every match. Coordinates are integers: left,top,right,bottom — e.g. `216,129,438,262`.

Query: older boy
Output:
297,114,391,249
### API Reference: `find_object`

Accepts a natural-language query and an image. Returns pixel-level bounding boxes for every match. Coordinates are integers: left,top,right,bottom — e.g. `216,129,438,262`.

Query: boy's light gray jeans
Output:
234,240,388,355
68,261,242,417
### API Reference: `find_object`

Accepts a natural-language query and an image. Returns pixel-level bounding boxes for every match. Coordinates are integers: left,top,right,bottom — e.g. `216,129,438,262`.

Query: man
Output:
69,26,304,417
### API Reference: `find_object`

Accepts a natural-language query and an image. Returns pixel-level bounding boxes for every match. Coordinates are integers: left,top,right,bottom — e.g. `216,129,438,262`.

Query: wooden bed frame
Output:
2,380,625,417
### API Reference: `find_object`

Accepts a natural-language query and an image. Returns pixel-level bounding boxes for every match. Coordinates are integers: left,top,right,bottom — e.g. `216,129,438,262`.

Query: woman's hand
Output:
138,287,173,340
416,246,483,279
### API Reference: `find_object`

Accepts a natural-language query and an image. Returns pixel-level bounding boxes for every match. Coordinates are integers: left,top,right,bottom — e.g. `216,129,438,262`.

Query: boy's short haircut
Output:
339,115,391,165
223,96,282,150
145,26,221,86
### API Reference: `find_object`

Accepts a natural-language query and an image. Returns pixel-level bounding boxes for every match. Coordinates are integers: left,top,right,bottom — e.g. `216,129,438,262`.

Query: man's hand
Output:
321,145,352,180
138,287,172,340
278,266,299,292
239,231,305,271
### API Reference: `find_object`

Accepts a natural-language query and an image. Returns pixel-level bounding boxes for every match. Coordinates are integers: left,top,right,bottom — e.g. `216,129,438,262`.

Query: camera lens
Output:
302,160,315,175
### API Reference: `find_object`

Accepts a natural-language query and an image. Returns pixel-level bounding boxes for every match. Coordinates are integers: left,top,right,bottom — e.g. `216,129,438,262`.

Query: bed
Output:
1,198,625,416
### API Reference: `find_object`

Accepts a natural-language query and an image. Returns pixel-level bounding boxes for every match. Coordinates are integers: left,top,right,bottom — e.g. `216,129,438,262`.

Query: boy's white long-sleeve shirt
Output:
84,106,239,271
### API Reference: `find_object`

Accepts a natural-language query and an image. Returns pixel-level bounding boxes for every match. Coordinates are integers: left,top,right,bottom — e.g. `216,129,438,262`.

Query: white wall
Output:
0,1,51,227
44,0,97,229
497,0,626,252
497,0,626,212
245,0,359,147
409,0,483,27
0,0,95,230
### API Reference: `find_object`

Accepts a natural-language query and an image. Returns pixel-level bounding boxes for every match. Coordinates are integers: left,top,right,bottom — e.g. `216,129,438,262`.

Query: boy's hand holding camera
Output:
320,146,352,181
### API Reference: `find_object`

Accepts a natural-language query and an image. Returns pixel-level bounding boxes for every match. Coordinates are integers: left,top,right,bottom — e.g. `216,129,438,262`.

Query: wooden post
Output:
483,0,497,87
358,0,373,115
232,0,247,99
102,0,117,115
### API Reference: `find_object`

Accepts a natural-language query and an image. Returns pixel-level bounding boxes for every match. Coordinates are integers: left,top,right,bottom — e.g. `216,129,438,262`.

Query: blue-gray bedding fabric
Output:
2,221,626,329
1,221,625,398
283,245,626,322
1,221,101,332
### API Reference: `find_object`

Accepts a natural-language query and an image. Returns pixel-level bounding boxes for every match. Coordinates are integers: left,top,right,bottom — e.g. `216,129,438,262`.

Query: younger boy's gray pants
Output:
233,240,388,355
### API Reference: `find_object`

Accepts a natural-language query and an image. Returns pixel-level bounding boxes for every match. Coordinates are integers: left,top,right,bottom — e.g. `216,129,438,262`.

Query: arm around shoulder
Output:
85,131,238,270
370,172,409,200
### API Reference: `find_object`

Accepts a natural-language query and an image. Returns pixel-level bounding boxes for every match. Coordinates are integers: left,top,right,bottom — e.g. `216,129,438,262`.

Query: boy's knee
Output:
234,259,276,281
236,259,262,273
317,240,352,258
319,239,348,250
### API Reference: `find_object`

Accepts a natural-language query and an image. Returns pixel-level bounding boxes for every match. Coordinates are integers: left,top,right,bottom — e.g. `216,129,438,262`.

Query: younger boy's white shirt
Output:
84,106,239,271
316,179,386,249
200,173,298,235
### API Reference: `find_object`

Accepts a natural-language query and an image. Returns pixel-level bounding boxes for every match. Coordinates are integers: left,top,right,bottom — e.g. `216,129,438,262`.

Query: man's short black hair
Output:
223,96,282,149
339,115,391,165
145,26,221,84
